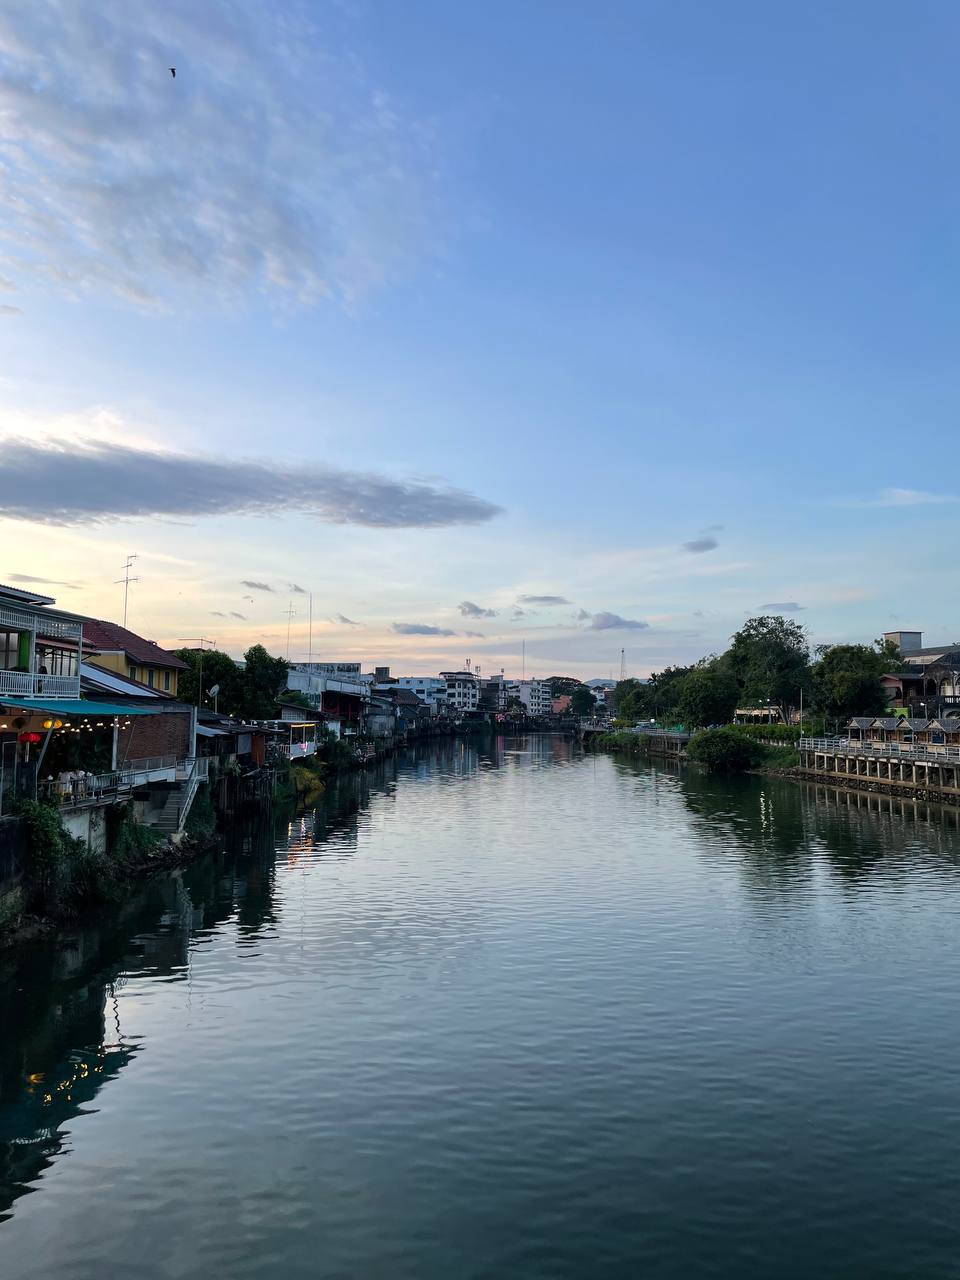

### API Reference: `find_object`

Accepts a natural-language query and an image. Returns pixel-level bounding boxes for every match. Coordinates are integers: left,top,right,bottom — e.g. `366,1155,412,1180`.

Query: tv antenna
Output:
115,554,140,628
285,601,297,660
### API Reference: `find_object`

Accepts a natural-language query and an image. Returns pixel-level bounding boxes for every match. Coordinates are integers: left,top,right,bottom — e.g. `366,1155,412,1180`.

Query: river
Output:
3,735,960,1278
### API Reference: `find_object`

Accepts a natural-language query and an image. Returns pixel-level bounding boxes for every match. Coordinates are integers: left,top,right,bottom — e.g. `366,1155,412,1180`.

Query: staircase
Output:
152,757,207,836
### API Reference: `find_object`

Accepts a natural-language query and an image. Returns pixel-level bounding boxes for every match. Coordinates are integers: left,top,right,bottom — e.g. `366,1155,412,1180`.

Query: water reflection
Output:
4,738,960,1277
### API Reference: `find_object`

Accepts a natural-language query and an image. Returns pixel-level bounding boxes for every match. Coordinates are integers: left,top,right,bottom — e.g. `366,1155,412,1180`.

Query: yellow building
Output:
81,618,187,696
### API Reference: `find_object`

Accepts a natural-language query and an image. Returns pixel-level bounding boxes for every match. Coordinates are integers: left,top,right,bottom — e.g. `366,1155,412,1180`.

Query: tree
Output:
612,678,648,721
546,676,583,697
281,689,314,710
240,645,289,719
725,615,811,711
678,660,739,728
173,647,244,715
505,695,525,714
645,665,694,722
570,686,597,716
812,643,892,719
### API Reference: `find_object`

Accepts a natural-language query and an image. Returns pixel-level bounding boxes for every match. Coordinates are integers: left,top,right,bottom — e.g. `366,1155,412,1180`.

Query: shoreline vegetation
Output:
587,728,801,774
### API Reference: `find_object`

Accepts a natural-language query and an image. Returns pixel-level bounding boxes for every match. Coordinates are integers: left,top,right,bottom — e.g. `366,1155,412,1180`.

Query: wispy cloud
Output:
289,582,307,595
464,630,485,638
0,2,440,309
586,611,650,631
0,439,502,528
392,622,457,637
682,536,719,553
841,488,960,509
211,611,226,618
7,572,82,589
241,579,274,593
0,305,22,316
760,601,805,612
229,611,246,620
458,600,497,618
334,613,359,627
518,594,570,606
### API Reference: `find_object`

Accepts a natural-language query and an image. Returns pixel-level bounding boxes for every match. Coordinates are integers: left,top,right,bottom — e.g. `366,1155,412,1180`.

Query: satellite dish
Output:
209,684,220,696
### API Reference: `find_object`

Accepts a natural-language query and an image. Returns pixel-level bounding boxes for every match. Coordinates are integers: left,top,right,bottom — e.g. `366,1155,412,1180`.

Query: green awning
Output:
0,698,160,717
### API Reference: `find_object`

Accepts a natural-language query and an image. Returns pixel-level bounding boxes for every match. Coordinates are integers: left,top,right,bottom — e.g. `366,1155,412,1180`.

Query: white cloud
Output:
841,488,960,509
0,2,439,309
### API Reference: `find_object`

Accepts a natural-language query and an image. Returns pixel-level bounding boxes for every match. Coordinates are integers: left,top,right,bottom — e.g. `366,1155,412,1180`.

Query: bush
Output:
14,797,111,912
687,728,766,773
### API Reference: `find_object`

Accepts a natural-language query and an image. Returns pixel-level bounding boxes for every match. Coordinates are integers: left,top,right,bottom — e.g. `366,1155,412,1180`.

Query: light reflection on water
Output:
3,735,960,1278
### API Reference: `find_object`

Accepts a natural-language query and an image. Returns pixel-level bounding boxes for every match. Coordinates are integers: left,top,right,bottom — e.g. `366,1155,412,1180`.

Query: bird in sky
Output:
169,67,176,78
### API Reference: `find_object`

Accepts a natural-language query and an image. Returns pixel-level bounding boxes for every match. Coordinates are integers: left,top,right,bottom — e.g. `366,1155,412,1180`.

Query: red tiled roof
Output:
80,618,189,670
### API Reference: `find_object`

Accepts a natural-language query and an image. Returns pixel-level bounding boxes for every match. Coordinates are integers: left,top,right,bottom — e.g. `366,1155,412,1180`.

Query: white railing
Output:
175,756,209,828
0,604,83,639
0,670,81,698
800,737,960,763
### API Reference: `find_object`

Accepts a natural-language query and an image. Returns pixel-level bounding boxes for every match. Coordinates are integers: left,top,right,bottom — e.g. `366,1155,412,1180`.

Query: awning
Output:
0,698,160,717
196,723,229,737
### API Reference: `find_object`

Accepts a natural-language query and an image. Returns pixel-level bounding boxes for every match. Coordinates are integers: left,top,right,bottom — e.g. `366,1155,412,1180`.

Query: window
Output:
128,666,138,682
147,669,156,688
163,671,171,692
0,631,18,670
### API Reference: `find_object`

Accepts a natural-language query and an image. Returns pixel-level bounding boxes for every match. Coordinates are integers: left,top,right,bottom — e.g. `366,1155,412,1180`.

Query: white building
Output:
440,670,480,714
507,678,553,716
395,676,448,715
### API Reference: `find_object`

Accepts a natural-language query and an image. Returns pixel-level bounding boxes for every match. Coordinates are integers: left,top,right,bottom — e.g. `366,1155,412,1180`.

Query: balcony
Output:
0,670,81,699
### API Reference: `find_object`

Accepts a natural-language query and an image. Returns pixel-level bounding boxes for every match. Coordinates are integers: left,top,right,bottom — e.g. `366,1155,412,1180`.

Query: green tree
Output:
678,660,739,728
240,644,289,719
725,615,811,711
645,665,693,722
546,676,583,697
612,678,648,720
570,686,597,716
811,643,892,719
173,648,244,714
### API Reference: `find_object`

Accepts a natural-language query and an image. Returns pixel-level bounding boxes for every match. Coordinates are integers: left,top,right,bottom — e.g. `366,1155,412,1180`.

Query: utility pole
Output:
308,593,313,664
619,648,626,681
179,637,215,708
115,554,140,628
522,638,526,681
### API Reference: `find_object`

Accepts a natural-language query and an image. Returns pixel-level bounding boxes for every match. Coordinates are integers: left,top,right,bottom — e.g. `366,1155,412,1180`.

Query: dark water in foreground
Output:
4,736,960,1278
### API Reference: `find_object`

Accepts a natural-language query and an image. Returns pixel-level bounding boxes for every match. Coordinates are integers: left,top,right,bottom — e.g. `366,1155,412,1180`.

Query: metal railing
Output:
0,670,81,698
43,755,208,807
800,737,960,763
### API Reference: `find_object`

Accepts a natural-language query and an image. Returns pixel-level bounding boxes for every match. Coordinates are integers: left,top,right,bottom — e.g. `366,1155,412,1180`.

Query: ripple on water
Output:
3,738,960,1278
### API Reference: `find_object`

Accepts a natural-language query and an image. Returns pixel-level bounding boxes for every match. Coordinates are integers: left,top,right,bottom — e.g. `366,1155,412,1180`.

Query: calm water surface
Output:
3,735,960,1278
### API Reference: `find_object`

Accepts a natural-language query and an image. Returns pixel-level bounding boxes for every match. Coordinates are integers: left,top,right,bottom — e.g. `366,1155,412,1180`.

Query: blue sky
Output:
1,1,958,676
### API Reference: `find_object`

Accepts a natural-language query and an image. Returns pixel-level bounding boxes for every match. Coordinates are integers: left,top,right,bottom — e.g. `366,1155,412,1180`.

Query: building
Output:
506,678,553,716
440,671,480,714
286,662,367,735
395,676,448,715
880,632,960,716
0,581,85,700
80,618,188,695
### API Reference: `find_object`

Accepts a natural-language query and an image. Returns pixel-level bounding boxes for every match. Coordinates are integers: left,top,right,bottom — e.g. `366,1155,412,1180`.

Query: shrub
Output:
687,728,766,773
